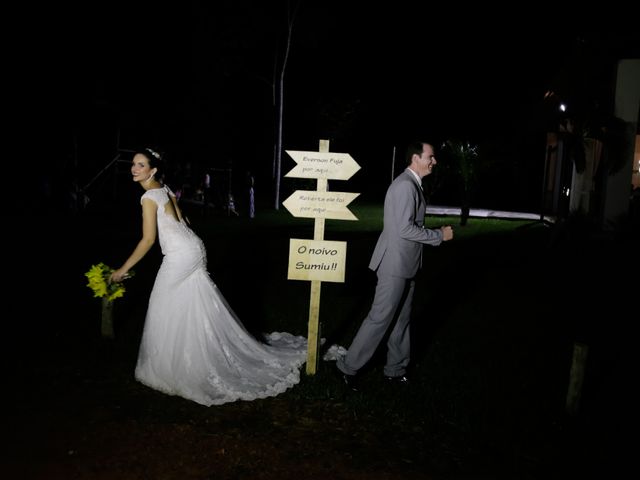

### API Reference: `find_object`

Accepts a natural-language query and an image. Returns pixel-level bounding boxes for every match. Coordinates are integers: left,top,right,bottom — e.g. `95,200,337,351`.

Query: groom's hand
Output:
441,225,453,241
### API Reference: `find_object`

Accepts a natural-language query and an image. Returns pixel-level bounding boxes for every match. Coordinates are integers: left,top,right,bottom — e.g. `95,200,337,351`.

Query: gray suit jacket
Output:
369,169,443,278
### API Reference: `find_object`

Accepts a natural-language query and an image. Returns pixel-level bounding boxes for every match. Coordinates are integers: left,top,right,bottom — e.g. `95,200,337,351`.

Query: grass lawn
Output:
9,201,633,479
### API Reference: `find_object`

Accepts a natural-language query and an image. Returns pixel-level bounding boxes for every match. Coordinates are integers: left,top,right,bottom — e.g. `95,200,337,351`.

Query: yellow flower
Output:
84,262,134,302
108,285,126,302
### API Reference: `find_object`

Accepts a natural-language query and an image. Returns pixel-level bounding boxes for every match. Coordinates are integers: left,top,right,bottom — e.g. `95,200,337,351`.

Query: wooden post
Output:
566,342,588,416
101,297,115,339
306,140,329,374
283,140,360,375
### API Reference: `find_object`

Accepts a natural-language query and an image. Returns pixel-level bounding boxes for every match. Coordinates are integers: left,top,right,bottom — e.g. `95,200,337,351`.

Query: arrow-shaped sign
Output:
283,191,360,220
285,151,361,180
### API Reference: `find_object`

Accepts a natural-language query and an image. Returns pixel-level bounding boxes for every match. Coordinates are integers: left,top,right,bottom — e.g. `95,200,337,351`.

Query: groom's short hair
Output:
405,141,429,166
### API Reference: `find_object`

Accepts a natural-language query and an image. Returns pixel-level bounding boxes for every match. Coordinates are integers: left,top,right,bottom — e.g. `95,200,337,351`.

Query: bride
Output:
110,147,306,406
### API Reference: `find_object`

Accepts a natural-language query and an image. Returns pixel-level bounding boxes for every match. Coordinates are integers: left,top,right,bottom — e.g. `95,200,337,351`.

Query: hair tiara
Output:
145,147,161,160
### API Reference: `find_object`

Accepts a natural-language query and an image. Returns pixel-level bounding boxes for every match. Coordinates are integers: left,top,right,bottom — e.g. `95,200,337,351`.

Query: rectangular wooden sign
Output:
287,239,347,283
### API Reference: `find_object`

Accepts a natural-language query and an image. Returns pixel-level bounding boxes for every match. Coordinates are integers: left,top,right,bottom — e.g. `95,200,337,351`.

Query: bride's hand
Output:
110,269,128,283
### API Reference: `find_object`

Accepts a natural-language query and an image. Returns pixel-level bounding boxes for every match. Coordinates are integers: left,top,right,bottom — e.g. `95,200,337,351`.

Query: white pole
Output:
391,146,396,183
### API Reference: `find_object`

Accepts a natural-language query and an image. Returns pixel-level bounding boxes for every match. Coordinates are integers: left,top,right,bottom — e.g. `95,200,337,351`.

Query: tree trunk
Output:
460,189,470,226
460,204,470,226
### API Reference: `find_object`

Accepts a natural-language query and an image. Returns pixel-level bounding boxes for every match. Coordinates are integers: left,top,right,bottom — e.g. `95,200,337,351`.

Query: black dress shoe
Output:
342,373,359,391
384,374,409,385
342,373,359,392
335,366,359,391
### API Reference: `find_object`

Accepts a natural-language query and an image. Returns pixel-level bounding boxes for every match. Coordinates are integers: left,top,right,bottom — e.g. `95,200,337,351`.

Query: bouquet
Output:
85,262,134,302
85,263,134,339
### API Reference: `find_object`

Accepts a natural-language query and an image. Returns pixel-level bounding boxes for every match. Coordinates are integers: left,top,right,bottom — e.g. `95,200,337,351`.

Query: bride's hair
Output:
143,147,163,162
137,147,166,177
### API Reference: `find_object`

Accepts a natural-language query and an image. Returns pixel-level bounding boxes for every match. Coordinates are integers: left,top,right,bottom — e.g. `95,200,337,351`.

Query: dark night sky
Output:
18,1,639,210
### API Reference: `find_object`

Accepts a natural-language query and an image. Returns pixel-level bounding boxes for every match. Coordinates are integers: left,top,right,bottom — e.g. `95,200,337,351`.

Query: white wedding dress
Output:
134,186,307,406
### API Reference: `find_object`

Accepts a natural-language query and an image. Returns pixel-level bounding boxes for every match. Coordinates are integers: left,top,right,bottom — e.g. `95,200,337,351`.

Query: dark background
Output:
14,1,640,212
6,4,638,477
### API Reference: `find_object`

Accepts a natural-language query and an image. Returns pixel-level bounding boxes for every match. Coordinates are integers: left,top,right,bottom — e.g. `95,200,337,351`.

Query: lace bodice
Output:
141,186,204,258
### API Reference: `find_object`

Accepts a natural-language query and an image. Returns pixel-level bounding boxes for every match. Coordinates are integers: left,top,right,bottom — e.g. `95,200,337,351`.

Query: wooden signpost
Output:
284,139,360,374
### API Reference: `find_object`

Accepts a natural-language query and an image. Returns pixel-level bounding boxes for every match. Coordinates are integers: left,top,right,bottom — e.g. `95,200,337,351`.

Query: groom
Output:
337,141,453,389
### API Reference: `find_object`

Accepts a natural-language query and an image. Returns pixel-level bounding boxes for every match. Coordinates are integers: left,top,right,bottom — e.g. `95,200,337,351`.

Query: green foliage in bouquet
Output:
85,263,134,302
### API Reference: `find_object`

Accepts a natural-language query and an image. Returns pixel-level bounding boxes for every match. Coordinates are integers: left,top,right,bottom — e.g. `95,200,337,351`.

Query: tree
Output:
442,140,479,226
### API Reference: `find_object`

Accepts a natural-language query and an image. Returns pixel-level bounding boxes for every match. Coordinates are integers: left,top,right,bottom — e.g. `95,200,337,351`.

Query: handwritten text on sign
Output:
288,239,347,283
285,151,361,180
282,191,360,220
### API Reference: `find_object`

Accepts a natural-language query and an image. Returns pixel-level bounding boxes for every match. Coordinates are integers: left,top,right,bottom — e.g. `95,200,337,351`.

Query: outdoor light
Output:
559,103,566,112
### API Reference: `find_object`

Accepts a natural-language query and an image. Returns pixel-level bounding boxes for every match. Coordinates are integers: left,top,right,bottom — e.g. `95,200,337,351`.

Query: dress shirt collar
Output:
406,168,423,190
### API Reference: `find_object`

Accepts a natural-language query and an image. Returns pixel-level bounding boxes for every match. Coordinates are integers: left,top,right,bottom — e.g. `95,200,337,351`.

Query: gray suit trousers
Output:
338,272,414,377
